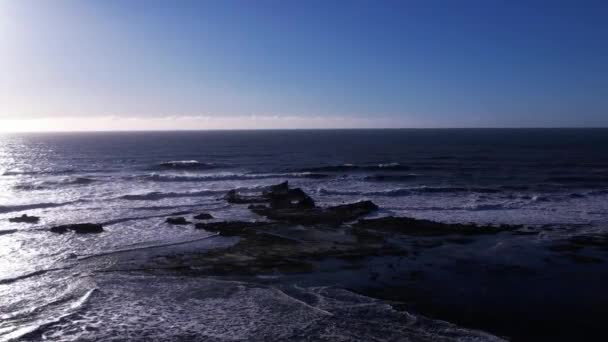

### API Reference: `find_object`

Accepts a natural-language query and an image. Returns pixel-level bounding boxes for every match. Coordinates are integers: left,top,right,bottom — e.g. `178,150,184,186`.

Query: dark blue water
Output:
1,129,607,341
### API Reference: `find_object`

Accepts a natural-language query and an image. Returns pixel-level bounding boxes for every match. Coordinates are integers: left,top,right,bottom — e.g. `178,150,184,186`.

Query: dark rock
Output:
9,214,40,224
193,213,213,220
266,187,315,209
226,181,315,210
353,216,516,236
50,223,104,234
251,200,378,225
266,181,289,195
166,217,190,225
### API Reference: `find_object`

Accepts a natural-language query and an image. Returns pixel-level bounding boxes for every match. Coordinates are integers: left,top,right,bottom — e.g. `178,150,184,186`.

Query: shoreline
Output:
3,180,608,341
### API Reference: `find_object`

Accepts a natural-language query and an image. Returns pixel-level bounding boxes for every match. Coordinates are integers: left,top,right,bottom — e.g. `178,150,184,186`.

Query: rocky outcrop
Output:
225,181,376,225
166,217,190,225
9,214,40,224
225,181,315,209
50,223,104,234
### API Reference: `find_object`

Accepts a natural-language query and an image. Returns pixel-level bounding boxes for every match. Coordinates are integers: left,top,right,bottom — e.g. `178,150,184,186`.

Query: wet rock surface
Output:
50,223,104,234
193,213,213,220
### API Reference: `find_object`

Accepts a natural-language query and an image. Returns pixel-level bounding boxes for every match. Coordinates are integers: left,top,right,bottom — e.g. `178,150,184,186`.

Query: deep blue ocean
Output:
1,129,607,341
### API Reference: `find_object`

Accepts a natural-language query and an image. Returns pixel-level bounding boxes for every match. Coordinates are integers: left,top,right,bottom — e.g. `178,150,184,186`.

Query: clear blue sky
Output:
1,0,607,130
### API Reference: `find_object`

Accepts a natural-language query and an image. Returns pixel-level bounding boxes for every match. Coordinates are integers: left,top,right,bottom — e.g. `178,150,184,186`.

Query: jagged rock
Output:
193,213,214,220
353,216,517,236
9,214,40,224
166,217,190,225
251,200,378,225
50,223,104,234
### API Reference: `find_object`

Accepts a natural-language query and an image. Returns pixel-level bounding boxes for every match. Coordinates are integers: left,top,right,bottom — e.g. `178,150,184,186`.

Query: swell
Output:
300,163,409,172
136,172,329,183
0,201,79,214
364,174,419,182
544,176,608,184
153,160,226,170
318,186,504,197
13,177,97,191
2,169,76,176
119,190,226,201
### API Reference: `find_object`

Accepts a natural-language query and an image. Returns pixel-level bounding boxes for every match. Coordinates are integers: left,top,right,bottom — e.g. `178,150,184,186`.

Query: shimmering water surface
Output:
1,129,607,341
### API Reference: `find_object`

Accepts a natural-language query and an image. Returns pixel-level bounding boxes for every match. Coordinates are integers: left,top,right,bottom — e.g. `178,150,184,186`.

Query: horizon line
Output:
3,127,608,134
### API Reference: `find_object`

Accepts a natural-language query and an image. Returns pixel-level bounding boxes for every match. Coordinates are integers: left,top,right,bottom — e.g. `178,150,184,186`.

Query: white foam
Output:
24,275,504,341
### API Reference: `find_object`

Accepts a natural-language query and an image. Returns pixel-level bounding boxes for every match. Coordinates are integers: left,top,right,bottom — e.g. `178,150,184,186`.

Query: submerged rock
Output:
193,213,213,220
166,217,190,225
353,216,517,236
194,221,274,236
9,214,40,224
50,223,104,234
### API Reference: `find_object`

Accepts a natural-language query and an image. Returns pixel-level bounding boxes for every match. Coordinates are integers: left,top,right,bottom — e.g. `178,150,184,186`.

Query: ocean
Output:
1,129,608,341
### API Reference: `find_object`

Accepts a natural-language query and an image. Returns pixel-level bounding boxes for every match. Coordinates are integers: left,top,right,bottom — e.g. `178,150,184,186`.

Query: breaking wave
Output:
21,275,503,342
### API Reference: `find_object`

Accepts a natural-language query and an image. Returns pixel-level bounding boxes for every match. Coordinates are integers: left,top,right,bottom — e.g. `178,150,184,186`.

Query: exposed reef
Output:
166,217,191,225
9,214,40,224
